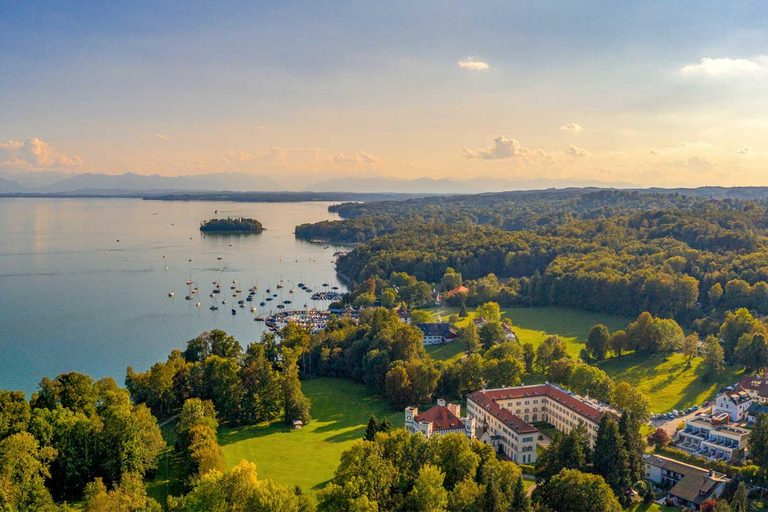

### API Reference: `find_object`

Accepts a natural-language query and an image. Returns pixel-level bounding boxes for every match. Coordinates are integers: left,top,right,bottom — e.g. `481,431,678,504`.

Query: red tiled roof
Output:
446,285,469,297
468,383,606,425
414,405,465,431
467,391,538,434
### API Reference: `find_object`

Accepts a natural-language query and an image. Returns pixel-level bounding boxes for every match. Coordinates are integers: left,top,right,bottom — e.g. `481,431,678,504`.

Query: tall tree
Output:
619,412,646,484
539,469,622,512
594,415,630,502
701,335,725,382
749,413,768,474
408,464,448,512
586,324,610,361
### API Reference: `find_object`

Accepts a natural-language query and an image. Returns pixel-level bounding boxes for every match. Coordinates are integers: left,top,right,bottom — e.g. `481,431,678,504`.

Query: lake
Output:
0,198,349,396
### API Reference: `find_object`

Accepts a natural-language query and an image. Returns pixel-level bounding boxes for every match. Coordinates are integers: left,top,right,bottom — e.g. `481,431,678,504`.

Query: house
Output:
747,402,768,422
416,323,457,345
713,387,752,422
738,375,768,404
473,316,489,327
643,453,728,510
393,304,411,324
675,414,750,462
436,285,469,304
466,383,612,463
405,399,475,440
501,322,517,341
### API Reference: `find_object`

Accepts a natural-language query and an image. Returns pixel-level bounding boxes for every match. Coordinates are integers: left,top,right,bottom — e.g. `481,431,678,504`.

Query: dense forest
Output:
199,217,264,233
296,190,768,326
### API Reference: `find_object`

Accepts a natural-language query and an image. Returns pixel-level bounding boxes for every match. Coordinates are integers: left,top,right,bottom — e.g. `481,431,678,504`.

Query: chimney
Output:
447,403,461,417
437,398,446,407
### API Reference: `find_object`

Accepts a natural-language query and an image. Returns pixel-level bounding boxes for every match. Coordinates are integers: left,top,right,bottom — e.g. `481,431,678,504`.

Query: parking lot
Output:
649,405,712,436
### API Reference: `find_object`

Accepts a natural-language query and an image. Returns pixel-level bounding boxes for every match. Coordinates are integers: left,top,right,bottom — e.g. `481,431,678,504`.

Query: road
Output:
648,407,712,436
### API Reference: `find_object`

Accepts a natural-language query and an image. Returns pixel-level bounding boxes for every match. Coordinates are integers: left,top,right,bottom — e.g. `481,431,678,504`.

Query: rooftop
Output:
414,404,465,431
416,323,457,337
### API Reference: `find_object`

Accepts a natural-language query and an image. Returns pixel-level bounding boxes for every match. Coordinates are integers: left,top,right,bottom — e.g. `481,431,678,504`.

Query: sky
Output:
0,1,766,187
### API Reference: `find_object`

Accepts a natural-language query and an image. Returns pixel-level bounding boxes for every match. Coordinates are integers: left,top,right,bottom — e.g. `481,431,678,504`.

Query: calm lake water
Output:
0,198,349,395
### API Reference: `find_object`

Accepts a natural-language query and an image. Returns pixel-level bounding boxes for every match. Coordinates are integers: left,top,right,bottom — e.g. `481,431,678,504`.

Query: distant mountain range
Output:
0,170,766,199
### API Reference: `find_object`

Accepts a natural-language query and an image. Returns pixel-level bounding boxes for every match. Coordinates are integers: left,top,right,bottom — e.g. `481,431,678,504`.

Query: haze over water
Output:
0,198,348,395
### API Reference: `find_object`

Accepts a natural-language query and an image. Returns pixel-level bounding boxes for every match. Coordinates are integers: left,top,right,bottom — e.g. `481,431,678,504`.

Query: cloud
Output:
141,133,170,141
559,123,583,133
325,151,381,164
567,144,590,157
0,138,83,171
736,148,751,154
681,57,765,76
684,156,714,172
677,141,712,149
648,148,661,155
461,136,547,160
458,57,490,71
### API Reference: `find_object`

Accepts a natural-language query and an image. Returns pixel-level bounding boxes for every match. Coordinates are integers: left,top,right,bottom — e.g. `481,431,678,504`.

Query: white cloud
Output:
559,123,583,133
0,138,83,171
736,148,751,154
461,136,547,160
458,57,490,71
677,141,712,149
155,134,170,141
567,144,590,157
681,57,765,76
325,151,381,164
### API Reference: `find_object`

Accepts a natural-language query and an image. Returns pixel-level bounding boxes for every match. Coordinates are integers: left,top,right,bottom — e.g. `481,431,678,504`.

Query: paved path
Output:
158,413,180,427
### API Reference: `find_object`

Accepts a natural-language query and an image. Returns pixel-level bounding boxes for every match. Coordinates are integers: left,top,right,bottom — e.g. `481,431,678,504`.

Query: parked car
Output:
693,405,699,411
685,408,692,414
703,401,710,407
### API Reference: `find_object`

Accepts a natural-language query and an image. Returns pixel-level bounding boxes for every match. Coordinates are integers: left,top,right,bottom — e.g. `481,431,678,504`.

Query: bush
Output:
519,463,536,475
655,446,735,477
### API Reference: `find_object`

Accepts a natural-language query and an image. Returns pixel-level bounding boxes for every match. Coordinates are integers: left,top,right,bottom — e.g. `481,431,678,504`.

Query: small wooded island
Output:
199,217,264,233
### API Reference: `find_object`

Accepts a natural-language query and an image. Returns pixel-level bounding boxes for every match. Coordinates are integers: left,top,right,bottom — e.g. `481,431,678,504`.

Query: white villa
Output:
714,387,752,422
404,399,475,440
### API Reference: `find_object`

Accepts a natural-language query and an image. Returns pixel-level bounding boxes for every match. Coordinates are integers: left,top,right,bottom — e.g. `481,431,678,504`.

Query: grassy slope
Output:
423,305,742,414
146,422,187,506
218,377,402,494
599,352,744,412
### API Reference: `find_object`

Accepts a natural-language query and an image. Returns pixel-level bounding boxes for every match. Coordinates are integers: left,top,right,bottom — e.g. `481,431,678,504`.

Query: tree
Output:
478,322,506,350
749,413,768,473
548,358,576,386
177,398,219,450
411,310,433,324
385,366,412,408
459,322,479,355
283,373,311,426
0,432,57,511
609,330,628,357
593,415,631,502
683,333,699,365
539,469,622,512
381,288,398,308
537,336,568,370
169,460,312,511
611,382,651,422
510,476,532,512
731,482,748,512
441,268,463,291
701,335,725,382
648,427,671,448
475,302,501,323
409,464,448,512
586,325,610,361
618,412,645,484
649,317,684,356
84,473,161,512
364,416,380,442
459,303,468,318
708,283,724,306
720,308,762,361
483,357,523,389
735,332,768,371
522,343,535,373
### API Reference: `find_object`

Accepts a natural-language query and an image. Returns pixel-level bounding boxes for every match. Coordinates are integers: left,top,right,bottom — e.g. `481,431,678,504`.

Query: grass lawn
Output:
626,503,677,512
146,422,187,506
598,352,744,412
218,377,402,495
522,477,536,491
423,305,632,359
425,338,465,362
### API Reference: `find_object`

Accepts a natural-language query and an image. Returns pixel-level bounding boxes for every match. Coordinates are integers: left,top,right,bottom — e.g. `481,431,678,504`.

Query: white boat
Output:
168,292,175,297
196,302,201,307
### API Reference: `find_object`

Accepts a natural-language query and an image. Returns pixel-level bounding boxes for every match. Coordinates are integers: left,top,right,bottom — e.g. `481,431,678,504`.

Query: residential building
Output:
404,399,475,440
466,383,610,463
713,387,752,422
644,454,728,510
473,316,489,328
393,304,410,323
676,414,750,462
416,322,457,345
501,322,517,341
738,375,768,404
747,402,768,422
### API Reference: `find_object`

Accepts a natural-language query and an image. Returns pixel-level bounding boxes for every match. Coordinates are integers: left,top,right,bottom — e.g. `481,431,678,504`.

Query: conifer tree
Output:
364,416,379,441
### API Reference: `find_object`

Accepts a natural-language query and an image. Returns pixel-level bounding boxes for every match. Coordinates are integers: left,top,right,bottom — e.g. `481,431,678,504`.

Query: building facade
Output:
676,415,750,462
416,323,458,345
644,453,727,510
714,387,752,422
404,399,475,440
465,383,610,463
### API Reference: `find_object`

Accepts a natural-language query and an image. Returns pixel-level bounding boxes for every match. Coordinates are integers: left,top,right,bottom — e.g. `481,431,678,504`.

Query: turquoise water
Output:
0,198,348,395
